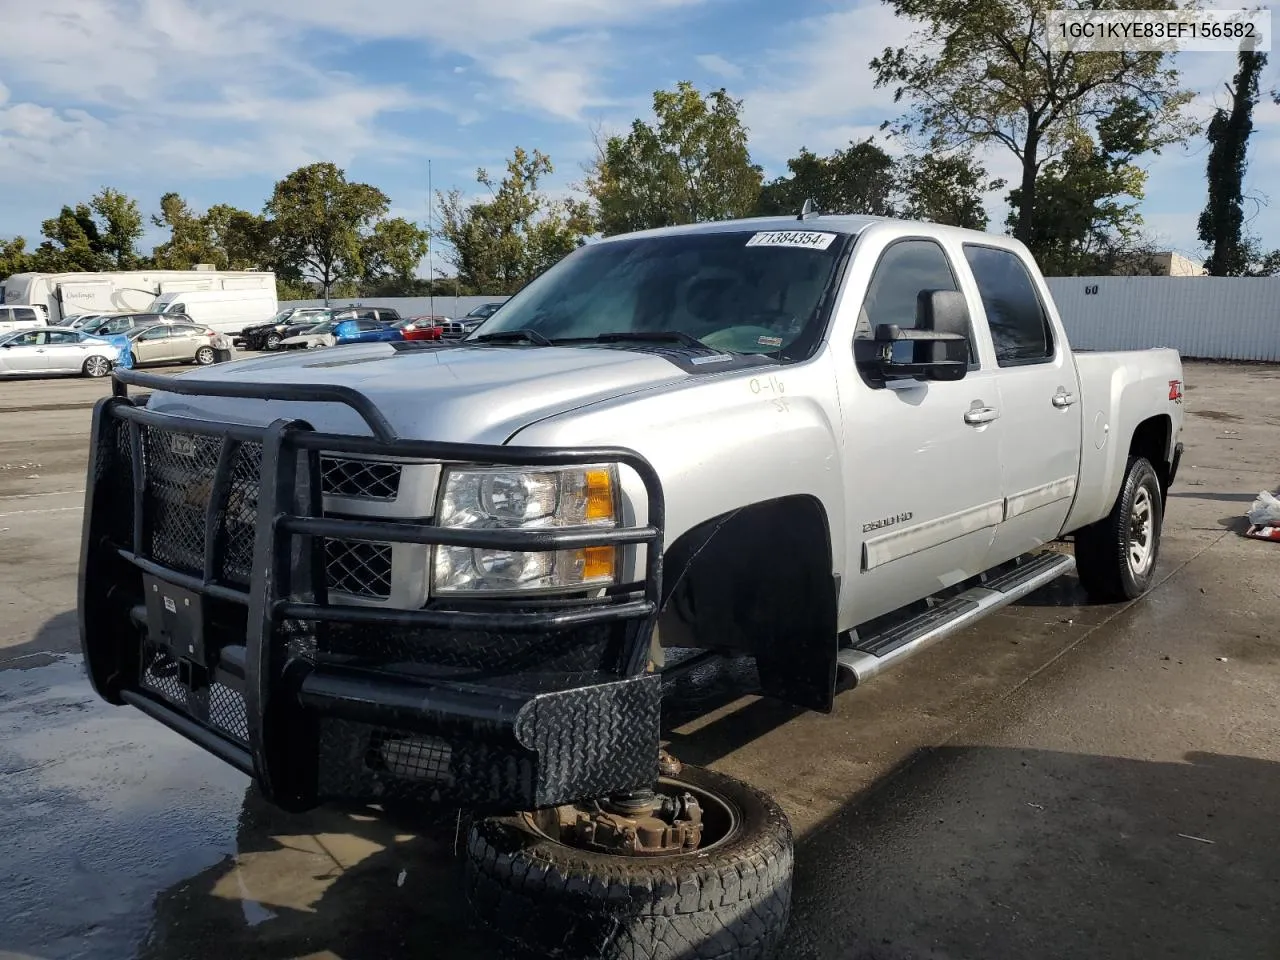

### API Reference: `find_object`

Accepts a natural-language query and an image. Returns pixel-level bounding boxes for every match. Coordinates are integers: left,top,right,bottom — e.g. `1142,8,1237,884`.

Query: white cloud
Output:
695,54,743,80
741,1,913,165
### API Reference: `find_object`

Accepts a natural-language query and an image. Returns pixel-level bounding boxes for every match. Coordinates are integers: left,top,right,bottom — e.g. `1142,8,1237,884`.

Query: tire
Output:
265,332,281,350
465,765,794,960
82,355,112,378
1075,455,1163,602
194,346,216,365
129,351,140,368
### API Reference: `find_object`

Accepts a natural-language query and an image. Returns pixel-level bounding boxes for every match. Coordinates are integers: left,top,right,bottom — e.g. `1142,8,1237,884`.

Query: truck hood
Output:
143,341,696,444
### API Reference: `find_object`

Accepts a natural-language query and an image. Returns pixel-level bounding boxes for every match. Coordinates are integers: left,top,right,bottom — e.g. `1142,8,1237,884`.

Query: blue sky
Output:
1,0,1277,270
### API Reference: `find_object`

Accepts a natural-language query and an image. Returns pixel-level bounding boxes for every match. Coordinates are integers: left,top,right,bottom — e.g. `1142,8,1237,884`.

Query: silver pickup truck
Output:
79,214,1184,960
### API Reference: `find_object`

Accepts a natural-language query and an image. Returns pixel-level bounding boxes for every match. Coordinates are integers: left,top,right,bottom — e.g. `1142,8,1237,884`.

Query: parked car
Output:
0,326,123,378
81,213,1185,958
394,316,445,341
84,312,185,337
280,317,403,350
440,301,504,339
65,313,111,330
124,322,221,367
239,307,337,351
0,304,50,335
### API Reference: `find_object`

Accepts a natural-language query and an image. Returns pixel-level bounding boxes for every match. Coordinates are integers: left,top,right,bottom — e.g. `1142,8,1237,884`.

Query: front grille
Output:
220,443,263,583
321,457,401,500
209,682,249,743
145,428,221,574
139,647,249,745
141,647,188,707
440,321,466,337
325,539,394,599
366,729,454,785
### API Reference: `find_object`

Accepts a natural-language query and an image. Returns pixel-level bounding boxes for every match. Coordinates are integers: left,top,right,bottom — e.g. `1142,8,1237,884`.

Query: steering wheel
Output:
700,325,789,353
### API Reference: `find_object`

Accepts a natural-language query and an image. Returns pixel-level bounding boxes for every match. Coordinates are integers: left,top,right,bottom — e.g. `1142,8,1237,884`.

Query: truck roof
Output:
596,213,1023,249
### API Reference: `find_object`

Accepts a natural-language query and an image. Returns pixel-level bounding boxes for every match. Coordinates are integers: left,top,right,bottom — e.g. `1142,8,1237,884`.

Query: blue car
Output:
333,318,404,345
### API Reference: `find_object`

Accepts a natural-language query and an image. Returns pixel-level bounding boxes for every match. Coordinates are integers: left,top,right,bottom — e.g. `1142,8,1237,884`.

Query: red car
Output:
394,316,446,341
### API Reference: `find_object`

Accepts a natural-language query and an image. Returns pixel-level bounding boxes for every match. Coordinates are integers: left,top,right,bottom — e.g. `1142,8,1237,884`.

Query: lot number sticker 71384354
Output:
745,231,837,250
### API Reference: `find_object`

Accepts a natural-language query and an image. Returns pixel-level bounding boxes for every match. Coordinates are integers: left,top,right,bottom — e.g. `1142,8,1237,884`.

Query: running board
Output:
836,552,1075,686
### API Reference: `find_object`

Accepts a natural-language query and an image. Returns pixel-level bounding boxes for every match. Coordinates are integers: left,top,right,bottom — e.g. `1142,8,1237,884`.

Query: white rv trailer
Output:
0,268,277,326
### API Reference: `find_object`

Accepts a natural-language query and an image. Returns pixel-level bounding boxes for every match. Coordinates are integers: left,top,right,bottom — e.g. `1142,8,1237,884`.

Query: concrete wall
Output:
289,278,1280,362
280,295,509,319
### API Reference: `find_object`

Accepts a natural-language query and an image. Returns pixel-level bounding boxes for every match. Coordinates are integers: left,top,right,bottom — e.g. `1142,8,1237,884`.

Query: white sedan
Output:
0,327,123,378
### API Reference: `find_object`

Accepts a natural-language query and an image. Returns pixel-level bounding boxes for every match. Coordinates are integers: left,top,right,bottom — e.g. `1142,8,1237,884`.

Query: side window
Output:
12,331,39,346
140,326,170,340
0,309,11,323
358,319,380,332
855,239,972,364
14,307,37,323
963,245,1054,365
48,331,80,344
169,302,186,314
857,240,961,335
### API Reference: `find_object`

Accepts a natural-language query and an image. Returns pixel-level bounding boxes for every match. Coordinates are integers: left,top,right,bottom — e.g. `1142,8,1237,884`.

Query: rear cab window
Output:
962,245,1055,366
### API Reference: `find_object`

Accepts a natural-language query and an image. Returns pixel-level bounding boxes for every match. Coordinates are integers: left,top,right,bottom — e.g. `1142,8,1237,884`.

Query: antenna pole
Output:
428,159,435,319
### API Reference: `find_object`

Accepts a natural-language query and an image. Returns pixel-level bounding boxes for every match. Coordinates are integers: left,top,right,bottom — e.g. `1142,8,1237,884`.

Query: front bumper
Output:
79,370,665,812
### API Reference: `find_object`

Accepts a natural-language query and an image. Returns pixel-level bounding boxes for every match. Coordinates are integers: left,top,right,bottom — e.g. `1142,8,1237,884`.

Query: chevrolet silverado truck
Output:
79,213,1184,959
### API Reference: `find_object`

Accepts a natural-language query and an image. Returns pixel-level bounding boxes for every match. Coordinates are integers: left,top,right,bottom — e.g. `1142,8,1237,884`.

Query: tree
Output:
437,147,592,294
265,163,390,299
360,217,430,294
205,205,274,271
152,193,222,269
1006,97,1157,275
898,151,1004,229
0,236,32,280
755,140,898,217
1198,51,1273,277
28,188,147,272
586,82,763,235
91,188,145,269
871,0,1194,247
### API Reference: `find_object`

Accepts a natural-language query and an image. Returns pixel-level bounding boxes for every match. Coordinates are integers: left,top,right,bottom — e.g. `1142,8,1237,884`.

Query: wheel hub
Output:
557,789,704,856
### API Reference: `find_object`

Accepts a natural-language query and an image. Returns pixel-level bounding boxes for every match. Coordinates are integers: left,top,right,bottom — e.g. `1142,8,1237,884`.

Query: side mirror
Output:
857,289,970,382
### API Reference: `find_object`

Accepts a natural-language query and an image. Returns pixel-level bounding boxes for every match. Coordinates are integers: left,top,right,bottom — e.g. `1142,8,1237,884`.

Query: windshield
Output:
467,303,501,318
471,229,851,358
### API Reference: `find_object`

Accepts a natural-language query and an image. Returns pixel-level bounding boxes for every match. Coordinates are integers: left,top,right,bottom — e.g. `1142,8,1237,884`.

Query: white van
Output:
149,288,278,336
0,304,50,335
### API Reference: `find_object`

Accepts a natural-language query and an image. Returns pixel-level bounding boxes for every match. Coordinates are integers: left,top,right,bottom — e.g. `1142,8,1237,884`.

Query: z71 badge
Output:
863,512,913,533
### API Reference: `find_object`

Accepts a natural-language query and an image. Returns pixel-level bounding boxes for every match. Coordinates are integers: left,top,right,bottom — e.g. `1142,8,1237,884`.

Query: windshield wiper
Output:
471,329,553,346
561,331,716,350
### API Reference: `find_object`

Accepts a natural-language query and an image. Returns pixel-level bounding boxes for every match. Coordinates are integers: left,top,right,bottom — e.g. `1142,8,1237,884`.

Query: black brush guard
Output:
79,369,666,813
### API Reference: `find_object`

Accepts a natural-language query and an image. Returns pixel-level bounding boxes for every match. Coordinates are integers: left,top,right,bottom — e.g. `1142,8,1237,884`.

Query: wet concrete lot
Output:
2,361,1279,959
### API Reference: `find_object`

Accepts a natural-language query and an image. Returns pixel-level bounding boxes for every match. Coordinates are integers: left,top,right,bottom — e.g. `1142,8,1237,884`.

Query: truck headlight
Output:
432,465,619,595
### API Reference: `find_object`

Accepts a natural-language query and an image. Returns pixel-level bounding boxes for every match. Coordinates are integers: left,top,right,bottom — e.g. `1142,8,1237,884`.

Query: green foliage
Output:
437,147,592,294
756,140,897,217
587,82,763,235
361,216,430,293
871,0,1194,245
0,236,31,280
1198,51,1275,277
265,162,392,297
898,151,1004,229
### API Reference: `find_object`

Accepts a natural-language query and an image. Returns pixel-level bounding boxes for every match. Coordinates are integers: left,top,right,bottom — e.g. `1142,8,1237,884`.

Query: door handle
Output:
964,404,1000,425
1052,391,1077,408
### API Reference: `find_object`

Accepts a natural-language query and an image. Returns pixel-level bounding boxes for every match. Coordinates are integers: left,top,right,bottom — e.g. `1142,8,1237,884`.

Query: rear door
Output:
44,330,90,371
963,244,1083,563
168,324,206,360
132,326,172,363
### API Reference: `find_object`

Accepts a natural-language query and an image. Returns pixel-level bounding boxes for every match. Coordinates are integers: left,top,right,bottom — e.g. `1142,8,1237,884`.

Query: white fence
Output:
288,278,1280,362
1046,277,1280,362
281,295,509,319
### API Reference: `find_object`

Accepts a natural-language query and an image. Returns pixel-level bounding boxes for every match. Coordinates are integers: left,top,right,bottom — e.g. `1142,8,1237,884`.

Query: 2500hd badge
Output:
863,512,913,533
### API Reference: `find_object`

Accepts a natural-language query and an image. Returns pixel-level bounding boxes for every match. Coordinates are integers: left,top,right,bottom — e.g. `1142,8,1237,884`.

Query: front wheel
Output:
465,765,794,960
194,346,216,365
265,332,281,350
82,355,112,378
1075,455,1164,602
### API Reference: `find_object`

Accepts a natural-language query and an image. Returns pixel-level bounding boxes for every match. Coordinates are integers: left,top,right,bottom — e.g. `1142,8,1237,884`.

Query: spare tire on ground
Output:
464,764,793,960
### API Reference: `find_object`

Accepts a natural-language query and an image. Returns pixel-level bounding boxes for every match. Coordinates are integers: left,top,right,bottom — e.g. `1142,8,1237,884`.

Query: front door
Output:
962,244,1083,563
839,236,1005,627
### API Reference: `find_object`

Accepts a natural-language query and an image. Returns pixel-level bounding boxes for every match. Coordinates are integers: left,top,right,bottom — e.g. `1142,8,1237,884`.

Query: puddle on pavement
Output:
1,651,758,960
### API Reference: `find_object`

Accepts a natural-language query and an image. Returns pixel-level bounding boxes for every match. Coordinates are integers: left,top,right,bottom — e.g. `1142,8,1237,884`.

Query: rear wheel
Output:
82,355,112,378
1075,456,1163,602
194,346,216,365
465,764,793,960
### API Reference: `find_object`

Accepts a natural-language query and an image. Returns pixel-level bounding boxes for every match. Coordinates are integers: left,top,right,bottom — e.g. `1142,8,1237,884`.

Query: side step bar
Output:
837,551,1075,686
